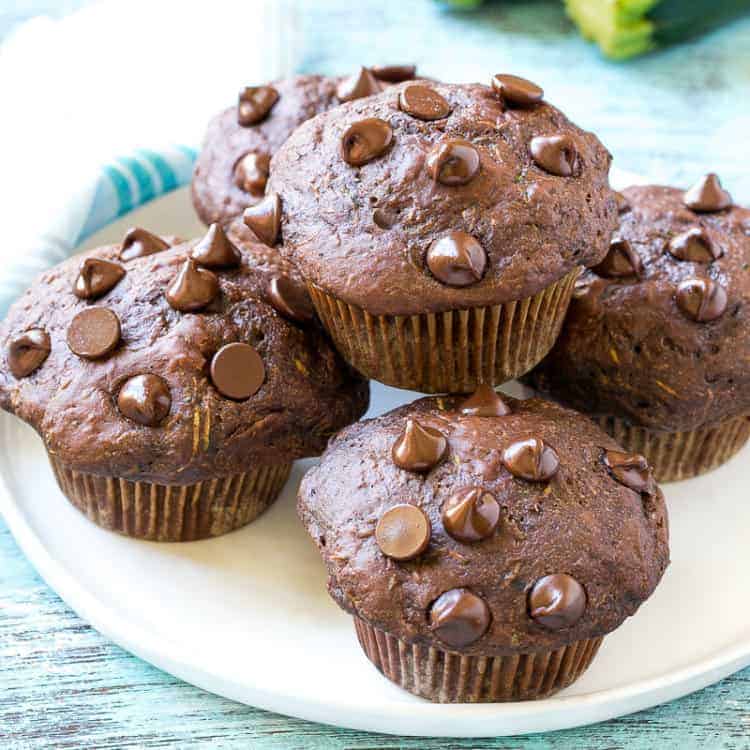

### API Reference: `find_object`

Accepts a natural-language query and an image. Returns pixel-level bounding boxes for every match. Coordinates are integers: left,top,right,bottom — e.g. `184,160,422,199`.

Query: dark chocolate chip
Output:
491,74,543,107
429,588,490,648
427,232,487,287
209,342,265,400
683,173,732,213
117,374,171,426
120,228,169,262
529,574,586,629
67,307,121,360
398,84,451,121
73,258,126,300
375,504,431,560
530,135,578,177
243,193,281,247
668,227,721,263
234,152,270,195
614,191,631,214
370,64,416,83
336,66,381,102
603,450,653,493
340,118,393,166
458,384,511,417
592,239,643,279
392,418,447,472
425,139,480,186
267,275,314,322
503,437,559,481
238,85,279,126
165,259,220,312
191,224,241,269
676,278,727,322
7,329,50,378
442,487,500,543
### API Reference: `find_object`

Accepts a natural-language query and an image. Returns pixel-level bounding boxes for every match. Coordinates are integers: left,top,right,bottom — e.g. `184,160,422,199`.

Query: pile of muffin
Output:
2,64,748,704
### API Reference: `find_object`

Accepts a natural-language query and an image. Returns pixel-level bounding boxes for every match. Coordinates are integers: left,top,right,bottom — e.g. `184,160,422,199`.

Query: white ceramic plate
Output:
2,177,750,738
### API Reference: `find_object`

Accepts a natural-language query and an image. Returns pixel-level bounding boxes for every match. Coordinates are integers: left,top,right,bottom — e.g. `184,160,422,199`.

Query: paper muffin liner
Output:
307,269,580,393
48,454,291,542
596,414,750,483
353,616,603,703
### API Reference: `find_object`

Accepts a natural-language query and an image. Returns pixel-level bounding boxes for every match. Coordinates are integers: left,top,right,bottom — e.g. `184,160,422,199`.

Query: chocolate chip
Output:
210,343,265,400
191,224,241,269
592,239,643,279
614,191,631,214
371,64,416,83
442,487,500,543
603,450,653,493
676,278,728,322
491,74,543,107
117,374,171,426
668,227,721,263
398,84,451,121
340,118,393,166
372,207,396,230
375,504,431,561
683,173,732,213
530,135,578,177
425,139,480,186
238,85,279,126
529,574,586,629
336,66,381,102
7,329,50,378
243,193,281,247
67,307,121,359
503,437,559,481
73,258,126,300
165,259,220,312
392,418,447,472
429,588,490,648
120,228,169,262
458,384,511,417
234,152,270,196
427,232,487,287
267,275,314,322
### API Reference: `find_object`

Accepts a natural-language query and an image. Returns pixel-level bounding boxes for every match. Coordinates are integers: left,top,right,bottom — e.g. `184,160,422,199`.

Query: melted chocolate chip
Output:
234,152,270,195
117,374,171,426
398,84,451,121
336,66,381,102
238,85,279,126
429,588,490,648
614,192,631,214
458,384,511,417
340,118,393,166
603,450,653,493
491,74,543,107
371,64,416,83
7,329,50,378
668,227,721,263
67,307,121,359
392,418,447,472
676,278,728,322
592,239,643,279
191,224,241,269
120,228,169,262
267,275,314,322
375,504,431,561
529,574,586,629
165,259,220,312
530,135,578,177
210,343,265,400
427,232,487,287
73,258,126,300
502,437,559,481
683,173,733,213
442,487,500,543
243,193,281,247
425,139,480,186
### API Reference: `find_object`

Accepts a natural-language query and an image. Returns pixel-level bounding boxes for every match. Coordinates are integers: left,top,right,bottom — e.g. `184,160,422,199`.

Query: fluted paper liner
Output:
353,617,603,703
48,454,291,542
308,269,580,393
597,414,750,483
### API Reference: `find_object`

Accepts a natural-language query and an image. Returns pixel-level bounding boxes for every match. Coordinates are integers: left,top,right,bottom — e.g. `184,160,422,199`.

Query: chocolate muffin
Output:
191,66,419,226
298,387,668,702
0,224,369,541
264,74,618,393
527,176,750,481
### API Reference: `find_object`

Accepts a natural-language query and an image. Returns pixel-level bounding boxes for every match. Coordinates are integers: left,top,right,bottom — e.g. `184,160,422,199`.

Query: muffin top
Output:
191,67,419,226
0,225,369,484
298,389,668,655
267,76,617,316
528,178,750,433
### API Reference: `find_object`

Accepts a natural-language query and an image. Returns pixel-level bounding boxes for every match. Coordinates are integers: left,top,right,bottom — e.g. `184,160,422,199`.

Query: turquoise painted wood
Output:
2,1,750,747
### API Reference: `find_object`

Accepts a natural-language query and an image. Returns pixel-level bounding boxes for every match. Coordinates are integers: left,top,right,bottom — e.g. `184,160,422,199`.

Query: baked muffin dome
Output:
298,389,668,701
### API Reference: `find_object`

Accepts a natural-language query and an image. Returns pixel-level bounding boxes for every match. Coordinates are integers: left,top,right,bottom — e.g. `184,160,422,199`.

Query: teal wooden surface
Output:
2,1,750,747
